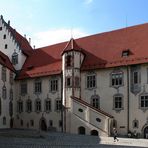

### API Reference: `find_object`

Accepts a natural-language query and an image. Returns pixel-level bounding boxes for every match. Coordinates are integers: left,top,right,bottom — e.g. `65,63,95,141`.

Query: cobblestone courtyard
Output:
0,129,147,148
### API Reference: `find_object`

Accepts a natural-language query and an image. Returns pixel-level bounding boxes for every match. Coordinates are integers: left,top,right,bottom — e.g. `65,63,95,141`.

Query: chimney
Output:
24,34,26,38
8,20,10,26
0,15,3,19
33,45,35,49
29,38,31,45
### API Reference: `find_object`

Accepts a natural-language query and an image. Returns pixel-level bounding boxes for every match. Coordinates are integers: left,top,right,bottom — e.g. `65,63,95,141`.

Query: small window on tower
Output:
66,55,72,67
0,27,2,31
3,34,6,39
66,77,72,87
5,44,8,49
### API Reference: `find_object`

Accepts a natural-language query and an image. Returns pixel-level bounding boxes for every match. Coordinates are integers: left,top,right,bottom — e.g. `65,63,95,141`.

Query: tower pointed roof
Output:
61,38,82,55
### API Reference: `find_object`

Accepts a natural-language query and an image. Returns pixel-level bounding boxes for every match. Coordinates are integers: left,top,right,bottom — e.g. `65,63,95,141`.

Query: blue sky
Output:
0,0,148,47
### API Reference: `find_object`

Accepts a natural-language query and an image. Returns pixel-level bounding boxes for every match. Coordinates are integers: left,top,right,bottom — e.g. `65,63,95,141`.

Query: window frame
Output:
17,100,23,113
12,52,18,65
50,78,58,92
111,71,123,88
139,94,148,111
34,79,42,94
86,73,96,89
35,99,41,113
45,98,51,113
55,99,62,111
113,94,124,111
26,99,32,113
20,81,27,96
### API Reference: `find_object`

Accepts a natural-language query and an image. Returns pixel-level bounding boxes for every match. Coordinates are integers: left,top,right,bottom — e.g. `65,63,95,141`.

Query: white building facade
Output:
0,15,148,138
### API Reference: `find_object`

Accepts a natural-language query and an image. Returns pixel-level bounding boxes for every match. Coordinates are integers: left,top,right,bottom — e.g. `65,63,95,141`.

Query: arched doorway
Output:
78,126,85,135
40,118,47,131
144,126,148,138
91,130,98,136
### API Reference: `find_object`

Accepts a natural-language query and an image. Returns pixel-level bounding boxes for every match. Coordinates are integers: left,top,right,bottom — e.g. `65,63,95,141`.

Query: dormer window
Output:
66,55,72,67
122,49,130,57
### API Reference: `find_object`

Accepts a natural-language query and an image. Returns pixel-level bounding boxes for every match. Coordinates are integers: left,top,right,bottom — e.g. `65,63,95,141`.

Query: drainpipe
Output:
61,72,63,132
127,66,130,133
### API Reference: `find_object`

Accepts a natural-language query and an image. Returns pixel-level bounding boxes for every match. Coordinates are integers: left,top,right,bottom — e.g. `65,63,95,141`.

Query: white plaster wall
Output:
0,18,26,70
14,75,62,131
0,64,15,128
81,67,128,135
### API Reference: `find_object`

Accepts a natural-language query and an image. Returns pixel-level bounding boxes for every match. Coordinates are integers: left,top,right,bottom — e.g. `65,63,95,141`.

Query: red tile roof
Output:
61,38,83,55
72,96,113,118
18,23,148,79
0,51,15,71
8,27,33,56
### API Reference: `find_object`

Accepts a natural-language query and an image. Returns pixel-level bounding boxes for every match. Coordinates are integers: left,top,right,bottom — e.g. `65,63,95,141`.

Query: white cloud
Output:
32,28,88,48
84,0,93,5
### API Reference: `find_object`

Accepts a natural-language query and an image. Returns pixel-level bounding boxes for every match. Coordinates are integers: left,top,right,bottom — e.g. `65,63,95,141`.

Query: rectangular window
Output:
3,34,6,39
34,80,42,93
17,101,23,113
5,44,7,49
140,95,148,108
50,79,58,92
133,71,139,84
56,100,62,111
36,100,41,112
9,71,13,85
114,96,122,109
59,120,62,127
45,100,51,112
12,53,18,65
66,55,72,67
49,120,53,126
111,72,123,87
66,77,72,87
1,67,6,82
87,74,96,89
20,82,27,95
30,120,34,126
26,100,32,112
0,27,2,30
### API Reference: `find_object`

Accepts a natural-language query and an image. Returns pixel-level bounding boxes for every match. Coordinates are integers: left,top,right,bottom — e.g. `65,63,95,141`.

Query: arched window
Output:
91,95,100,109
90,130,98,136
78,126,85,135
133,119,139,128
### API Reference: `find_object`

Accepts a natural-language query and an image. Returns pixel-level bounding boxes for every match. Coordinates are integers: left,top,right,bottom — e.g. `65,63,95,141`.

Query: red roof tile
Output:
8,27,33,56
18,23,148,79
61,38,82,55
0,51,15,71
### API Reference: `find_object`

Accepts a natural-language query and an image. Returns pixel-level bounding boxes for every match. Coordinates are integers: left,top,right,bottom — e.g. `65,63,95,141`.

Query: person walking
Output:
113,128,119,142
